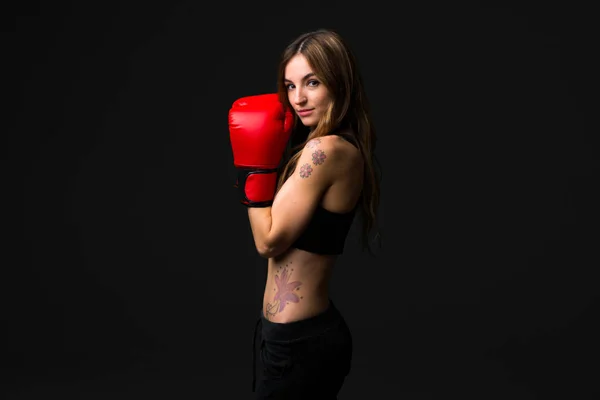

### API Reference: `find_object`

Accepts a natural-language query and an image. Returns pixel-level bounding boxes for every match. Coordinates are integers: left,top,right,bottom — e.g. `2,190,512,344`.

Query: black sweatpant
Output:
252,299,353,399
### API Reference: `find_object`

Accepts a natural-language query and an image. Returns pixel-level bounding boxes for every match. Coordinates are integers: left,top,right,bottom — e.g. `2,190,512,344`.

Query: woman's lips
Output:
298,109,313,117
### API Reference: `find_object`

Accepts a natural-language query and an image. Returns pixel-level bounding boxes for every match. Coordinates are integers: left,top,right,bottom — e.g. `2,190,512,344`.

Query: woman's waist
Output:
262,291,330,324
263,249,335,323
259,298,346,341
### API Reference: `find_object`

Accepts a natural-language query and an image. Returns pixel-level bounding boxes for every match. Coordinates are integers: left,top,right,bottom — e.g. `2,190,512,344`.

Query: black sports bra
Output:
292,205,357,255
291,131,360,255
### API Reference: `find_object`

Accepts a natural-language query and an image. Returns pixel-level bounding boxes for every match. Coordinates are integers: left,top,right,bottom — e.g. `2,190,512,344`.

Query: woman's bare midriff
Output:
262,247,337,323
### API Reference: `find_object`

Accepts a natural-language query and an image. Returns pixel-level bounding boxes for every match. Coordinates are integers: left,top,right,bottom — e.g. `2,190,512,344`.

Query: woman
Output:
236,28,380,399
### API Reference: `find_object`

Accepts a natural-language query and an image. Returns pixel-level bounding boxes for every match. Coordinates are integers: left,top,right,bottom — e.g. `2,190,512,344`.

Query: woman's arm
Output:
247,137,341,258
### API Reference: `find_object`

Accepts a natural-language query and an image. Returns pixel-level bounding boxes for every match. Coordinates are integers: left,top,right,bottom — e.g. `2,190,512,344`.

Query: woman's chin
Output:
300,119,316,129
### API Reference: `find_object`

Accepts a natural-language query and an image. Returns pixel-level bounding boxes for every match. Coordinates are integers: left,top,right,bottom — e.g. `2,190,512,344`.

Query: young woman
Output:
229,28,380,399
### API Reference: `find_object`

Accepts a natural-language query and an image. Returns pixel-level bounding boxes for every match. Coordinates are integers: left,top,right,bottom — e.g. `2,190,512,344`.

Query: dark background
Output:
3,0,599,398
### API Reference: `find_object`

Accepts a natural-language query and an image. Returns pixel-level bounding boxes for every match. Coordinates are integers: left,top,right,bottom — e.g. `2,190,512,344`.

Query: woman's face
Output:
284,54,332,129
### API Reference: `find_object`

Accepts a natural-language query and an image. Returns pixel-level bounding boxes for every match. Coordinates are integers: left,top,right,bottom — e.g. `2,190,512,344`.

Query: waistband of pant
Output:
259,298,342,343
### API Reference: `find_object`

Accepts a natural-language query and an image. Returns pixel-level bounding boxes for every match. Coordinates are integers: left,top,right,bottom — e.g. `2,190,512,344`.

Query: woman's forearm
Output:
247,207,274,257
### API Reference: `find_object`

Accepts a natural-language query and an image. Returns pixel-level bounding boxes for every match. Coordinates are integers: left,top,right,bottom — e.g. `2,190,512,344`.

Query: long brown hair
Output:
276,29,382,255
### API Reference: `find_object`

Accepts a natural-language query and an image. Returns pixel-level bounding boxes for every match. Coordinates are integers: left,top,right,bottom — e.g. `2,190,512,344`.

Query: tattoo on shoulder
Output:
298,138,326,178
299,163,313,178
311,149,326,166
306,138,321,148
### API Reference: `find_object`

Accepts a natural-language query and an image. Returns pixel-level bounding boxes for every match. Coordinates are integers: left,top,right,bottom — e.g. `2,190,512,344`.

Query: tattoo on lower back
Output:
265,262,302,320
299,163,313,178
312,149,326,165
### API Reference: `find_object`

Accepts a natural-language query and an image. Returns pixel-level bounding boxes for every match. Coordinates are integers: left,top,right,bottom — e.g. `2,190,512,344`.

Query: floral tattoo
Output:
299,163,313,178
266,262,302,319
306,138,321,148
312,149,326,165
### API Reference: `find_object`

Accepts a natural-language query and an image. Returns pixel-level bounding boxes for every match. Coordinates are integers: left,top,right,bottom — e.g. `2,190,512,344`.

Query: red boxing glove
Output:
228,93,294,207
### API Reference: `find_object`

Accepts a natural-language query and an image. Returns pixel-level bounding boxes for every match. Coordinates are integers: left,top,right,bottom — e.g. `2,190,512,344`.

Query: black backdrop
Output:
4,0,599,398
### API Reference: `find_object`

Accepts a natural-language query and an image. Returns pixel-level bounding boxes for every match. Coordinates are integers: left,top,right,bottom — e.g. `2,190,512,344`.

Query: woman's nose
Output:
293,89,306,105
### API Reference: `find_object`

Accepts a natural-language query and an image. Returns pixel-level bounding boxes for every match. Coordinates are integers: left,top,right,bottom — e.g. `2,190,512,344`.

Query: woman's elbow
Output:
256,242,287,259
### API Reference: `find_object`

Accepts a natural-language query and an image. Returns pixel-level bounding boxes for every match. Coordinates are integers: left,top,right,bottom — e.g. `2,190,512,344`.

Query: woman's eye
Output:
286,84,295,90
307,80,319,87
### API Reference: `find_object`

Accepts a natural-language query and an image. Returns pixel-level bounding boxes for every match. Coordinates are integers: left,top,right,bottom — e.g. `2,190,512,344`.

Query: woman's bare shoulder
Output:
304,135,359,162
331,133,362,163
